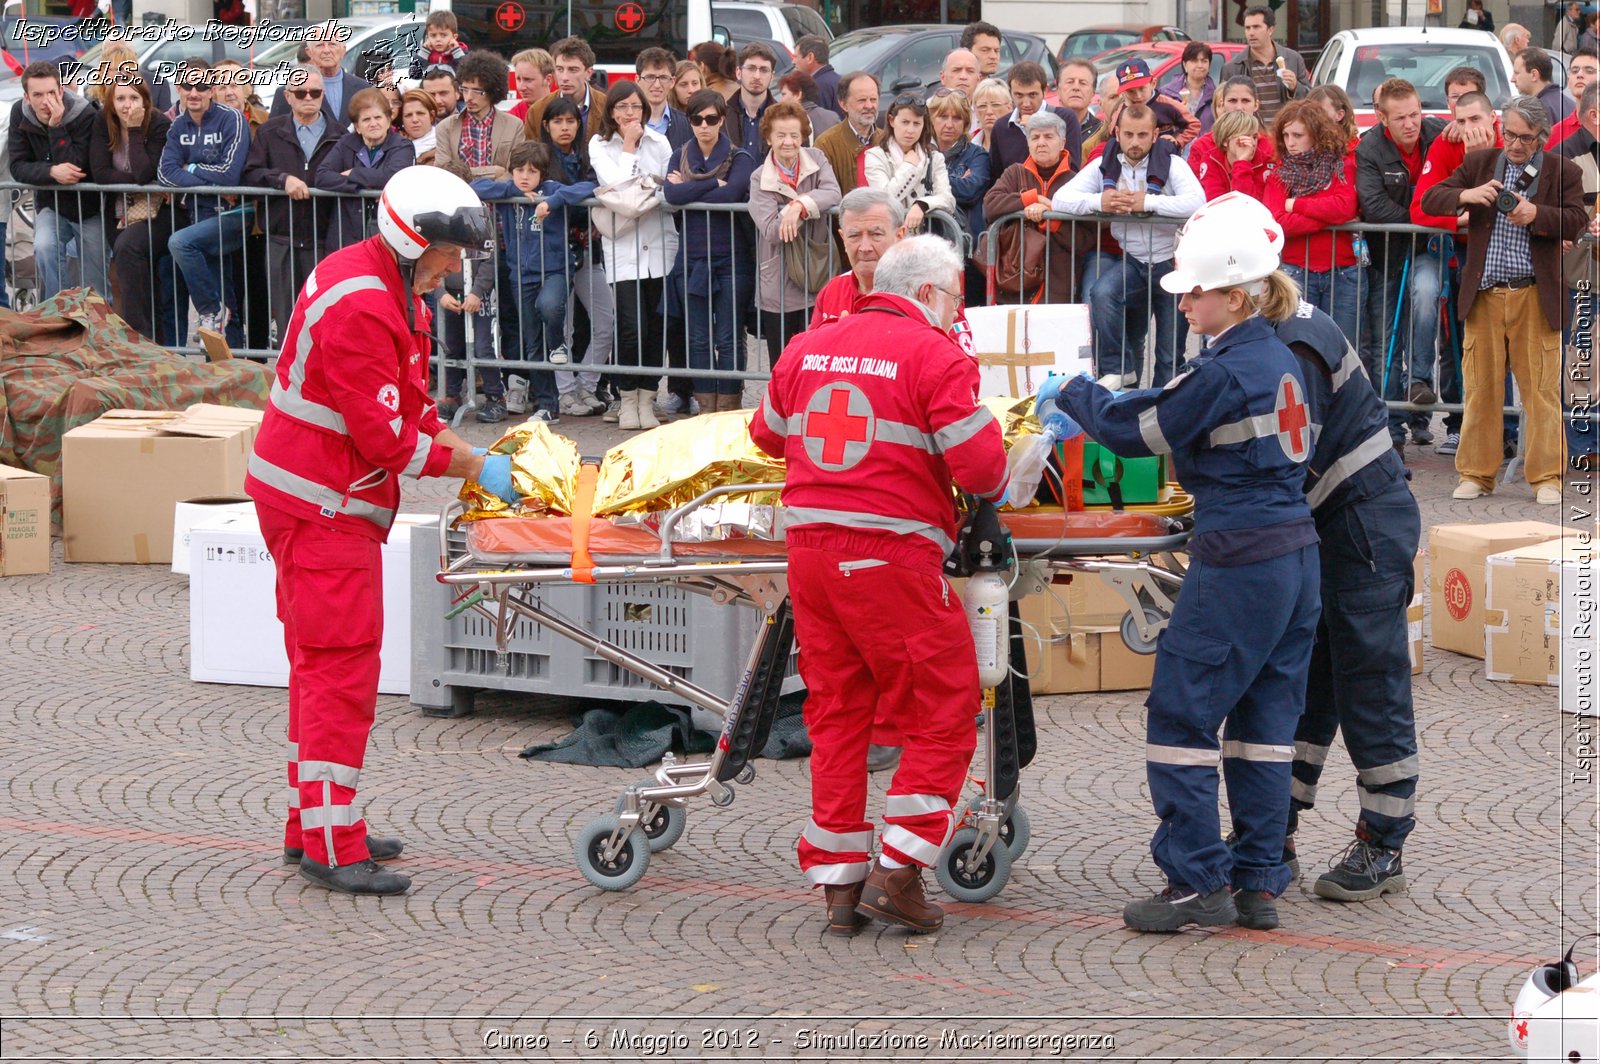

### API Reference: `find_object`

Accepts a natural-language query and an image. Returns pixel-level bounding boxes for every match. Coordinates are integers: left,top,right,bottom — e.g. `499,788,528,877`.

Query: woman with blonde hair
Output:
83,41,139,109
671,59,704,109
970,77,1010,152
1195,109,1273,202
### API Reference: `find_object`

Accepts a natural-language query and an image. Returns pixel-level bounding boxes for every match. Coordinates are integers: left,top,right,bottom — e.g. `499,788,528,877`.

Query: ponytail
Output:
1255,270,1301,323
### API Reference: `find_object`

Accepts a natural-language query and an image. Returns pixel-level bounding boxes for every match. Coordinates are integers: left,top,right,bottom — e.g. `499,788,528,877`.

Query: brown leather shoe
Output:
823,882,868,936
858,860,943,932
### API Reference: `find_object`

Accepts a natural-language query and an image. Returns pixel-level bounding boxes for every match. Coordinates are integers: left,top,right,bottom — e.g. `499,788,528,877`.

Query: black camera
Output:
1496,158,1541,215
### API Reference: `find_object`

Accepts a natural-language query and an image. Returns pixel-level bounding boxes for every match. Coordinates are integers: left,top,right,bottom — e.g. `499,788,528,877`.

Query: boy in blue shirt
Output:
473,141,595,423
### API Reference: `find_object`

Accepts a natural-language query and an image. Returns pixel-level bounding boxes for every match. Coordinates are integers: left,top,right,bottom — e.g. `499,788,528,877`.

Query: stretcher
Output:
436,484,1192,898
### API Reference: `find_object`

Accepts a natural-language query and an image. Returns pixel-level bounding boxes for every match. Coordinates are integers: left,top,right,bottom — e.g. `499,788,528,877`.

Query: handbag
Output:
592,173,661,239
120,192,166,227
980,219,1048,297
781,200,834,294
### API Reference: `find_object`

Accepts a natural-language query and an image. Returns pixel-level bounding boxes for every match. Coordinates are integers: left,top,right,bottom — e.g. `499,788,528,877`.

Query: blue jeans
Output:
169,207,252,323
1090,255,1186,388
0,219,9,308
508,274,568,414
1284,263,1365,354
688,257,746,396
1366,251,1446,441
443,299,497,399
34,207,108,302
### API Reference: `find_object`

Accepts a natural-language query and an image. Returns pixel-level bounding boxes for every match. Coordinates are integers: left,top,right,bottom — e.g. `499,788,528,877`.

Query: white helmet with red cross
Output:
1160,191,1284,295
377,166,494,262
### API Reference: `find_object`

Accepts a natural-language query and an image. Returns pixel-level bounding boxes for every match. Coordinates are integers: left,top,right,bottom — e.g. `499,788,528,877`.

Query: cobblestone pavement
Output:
0,398,1592,1063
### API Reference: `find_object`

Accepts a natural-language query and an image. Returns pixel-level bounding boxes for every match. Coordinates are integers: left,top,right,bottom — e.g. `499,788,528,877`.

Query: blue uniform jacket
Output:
1274,300,1408,517
472,176,596,285
1061,314,1318,566
158,103,250,225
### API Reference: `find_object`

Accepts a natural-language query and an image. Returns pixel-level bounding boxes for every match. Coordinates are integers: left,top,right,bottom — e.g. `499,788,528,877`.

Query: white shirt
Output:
1050,151,1205,263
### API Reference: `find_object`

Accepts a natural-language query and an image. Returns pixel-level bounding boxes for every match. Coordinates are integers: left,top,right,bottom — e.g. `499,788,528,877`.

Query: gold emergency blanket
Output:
460,400,1041,520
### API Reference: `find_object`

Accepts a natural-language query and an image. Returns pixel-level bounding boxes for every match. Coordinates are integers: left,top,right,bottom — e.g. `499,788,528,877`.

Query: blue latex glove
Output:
478,453,519,504
471,447,488,457
1034,373,1084,442
1035,372,1069,411
1042,410,1082,441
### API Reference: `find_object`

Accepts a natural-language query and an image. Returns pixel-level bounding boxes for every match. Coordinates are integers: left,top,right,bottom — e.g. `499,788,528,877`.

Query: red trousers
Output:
258,503,384,867
789,546,978,886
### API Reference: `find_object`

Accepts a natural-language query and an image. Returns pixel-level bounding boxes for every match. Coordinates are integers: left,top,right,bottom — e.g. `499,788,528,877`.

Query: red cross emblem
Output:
494,1,525,30
615,2,645,31
1274,373,1310,461
803,382,874,471
1513,1017,1529,1046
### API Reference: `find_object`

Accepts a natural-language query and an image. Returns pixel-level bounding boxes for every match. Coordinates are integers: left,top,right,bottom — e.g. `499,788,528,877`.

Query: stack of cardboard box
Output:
1015,572,1159,694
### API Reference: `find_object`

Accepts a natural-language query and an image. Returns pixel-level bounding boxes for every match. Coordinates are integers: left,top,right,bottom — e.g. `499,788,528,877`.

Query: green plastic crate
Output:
1082,442,1168,506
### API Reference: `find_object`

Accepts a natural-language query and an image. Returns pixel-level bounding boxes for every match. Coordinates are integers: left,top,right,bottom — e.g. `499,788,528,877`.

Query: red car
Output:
1088,41,1248,88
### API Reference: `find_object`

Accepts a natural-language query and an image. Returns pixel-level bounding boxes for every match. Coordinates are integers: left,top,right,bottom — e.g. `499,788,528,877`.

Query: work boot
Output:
858,860,943,932
823,881,868,936
693,392,717,419
1231,888,1280,930
1122,885,1237,932
284,834,404,864
299,857,412,896
1314,839,1406,902
476,397,507,424
865,744,902,773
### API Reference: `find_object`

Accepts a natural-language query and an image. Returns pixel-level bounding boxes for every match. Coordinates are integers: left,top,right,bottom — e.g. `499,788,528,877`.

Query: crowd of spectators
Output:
3,10,1598,498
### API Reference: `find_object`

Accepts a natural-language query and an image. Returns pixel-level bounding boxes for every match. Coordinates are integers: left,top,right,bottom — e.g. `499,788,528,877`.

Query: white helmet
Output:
1159,191,1284,295
377,166,494,262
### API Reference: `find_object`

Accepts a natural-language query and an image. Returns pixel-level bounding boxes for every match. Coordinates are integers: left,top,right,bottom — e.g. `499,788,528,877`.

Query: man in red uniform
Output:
751,235,1010,934
246,166,517,895
811,187,975,356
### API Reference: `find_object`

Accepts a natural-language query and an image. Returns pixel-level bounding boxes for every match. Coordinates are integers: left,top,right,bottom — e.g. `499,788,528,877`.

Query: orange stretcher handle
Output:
570,463,599,583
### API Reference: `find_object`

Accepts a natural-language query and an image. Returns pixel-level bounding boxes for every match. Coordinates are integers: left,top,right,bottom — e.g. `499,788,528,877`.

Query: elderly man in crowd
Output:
270,24,368,129
1420,94,1590,505
939,49,981,98
815,71,880,194
793,36,840,115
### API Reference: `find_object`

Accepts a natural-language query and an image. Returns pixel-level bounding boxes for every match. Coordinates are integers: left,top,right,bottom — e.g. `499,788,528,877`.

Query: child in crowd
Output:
409,10,469,79
473,141,596,423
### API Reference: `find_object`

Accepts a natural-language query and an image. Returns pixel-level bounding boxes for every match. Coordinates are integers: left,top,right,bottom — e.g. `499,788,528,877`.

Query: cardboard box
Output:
1101,627,1158,690
63,405,264,564
968,304,1094,399
0,465,50,577
171,496,255,576
189,512,432,695
1484,537,1588,687
1409,600,1424,676
1016,579,1154,693
1428,521,1567,658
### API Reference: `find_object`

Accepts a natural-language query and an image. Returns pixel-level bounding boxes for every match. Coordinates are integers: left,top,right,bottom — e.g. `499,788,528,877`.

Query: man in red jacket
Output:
751,235,1009,935
246,167,510,895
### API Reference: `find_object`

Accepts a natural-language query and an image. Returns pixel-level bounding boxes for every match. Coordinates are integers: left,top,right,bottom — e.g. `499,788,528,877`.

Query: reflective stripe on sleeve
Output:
1330,345,1365,391
1307,428,1394,510
1208,412,1279,448
931,407,995,452
271,274,388,432
1138,407,1172,455
401,432,432,478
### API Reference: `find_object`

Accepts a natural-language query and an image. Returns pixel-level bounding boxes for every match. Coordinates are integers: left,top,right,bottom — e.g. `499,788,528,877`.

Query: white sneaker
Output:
1097,371,1137,389
656,393,691,420
602,399,622,424
1452,480,1489,500
196,307,230,334
547,344,570,366
504,377,530,415
1537,484,1561,505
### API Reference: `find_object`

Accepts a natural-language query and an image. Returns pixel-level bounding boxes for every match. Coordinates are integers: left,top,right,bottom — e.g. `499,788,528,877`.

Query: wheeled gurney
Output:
436,485,1192,898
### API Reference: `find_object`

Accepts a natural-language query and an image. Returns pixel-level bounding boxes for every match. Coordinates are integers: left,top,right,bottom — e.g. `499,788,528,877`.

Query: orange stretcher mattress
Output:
465,507,1185,563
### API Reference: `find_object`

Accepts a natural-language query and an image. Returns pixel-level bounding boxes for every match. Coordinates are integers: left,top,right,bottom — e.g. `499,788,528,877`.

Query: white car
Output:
1310,26,1516,128
711,0,831,57
249,16,429,112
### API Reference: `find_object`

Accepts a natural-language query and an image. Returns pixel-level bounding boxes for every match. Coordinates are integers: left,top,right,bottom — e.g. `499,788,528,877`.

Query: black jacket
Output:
8,91,100,220
88,109,172,226
268,70,372,131
313,129,413,252
1355,116,1447,262
989,106,1082,176
245,114,342,250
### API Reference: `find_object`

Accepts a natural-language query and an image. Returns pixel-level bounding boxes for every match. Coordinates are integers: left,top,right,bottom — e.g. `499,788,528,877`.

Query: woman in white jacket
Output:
862,94,955,234
589,81,679,430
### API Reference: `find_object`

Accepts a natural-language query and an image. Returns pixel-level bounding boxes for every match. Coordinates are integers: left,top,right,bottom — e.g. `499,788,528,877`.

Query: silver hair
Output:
1097,72,1119,97
1502,92,1553,137
1025,109,1066,138
870,234,964,302
838,186,907,228
1580,81,1598,117
288,64,325,88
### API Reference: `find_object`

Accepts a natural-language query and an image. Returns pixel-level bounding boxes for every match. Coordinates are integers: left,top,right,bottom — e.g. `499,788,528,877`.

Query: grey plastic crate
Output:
410,521,798,717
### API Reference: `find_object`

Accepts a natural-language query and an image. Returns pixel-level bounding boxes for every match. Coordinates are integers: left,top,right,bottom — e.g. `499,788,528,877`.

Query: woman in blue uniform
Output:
1037,192,1321,932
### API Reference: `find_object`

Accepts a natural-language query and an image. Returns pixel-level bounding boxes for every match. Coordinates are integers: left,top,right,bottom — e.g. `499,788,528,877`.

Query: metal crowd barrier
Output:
6,175,1588,458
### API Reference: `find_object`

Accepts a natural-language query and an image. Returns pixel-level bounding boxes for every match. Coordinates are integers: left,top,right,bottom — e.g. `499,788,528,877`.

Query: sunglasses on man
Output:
288,88,324,100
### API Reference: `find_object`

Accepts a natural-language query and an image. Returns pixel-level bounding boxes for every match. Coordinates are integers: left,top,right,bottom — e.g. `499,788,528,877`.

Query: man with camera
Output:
1420,94,1590,504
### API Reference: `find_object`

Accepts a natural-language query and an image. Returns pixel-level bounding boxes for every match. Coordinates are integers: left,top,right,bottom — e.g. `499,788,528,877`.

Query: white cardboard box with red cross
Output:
966,305,1094,399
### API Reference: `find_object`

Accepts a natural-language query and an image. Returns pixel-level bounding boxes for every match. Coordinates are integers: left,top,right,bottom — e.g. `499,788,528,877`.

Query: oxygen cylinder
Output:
964,571,1010,689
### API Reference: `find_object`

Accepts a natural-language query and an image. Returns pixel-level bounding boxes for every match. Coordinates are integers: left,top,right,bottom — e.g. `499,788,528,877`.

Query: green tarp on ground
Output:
0,288,271,521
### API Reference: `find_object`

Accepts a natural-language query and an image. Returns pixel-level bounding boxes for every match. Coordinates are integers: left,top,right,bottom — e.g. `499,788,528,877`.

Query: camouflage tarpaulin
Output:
0,288,271,523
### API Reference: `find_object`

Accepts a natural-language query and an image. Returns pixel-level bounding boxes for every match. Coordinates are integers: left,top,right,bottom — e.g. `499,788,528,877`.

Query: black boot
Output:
299,857,411,896
1122,886,1237,932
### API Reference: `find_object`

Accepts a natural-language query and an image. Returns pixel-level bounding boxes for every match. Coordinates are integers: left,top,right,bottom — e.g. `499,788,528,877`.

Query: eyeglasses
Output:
461,85,488,97
179,82,211,93
931,87,968,100
638,73,673,82
932,284,963,306
288,88,323,100
688,111,722,126
612,100,644,113
1503,130,1541,145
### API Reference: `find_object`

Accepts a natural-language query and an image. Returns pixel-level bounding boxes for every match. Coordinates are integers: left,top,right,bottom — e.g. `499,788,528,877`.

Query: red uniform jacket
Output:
246,236,453,540
753,291,1009,572
810,271,975,354
1190,131,1277,202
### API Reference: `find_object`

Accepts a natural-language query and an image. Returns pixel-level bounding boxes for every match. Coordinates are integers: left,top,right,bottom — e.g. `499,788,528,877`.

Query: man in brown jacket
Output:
814,70,880,194
432,51,525,182
1420,93,1590,504
520,36,609,143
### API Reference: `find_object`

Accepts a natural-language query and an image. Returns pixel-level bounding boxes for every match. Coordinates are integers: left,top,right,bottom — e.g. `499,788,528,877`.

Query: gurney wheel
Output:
935,827,1013,903
575,816,651,891
1120,606,1166,656
735,765,757,785
960,797,1031,858
614,792,688,853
